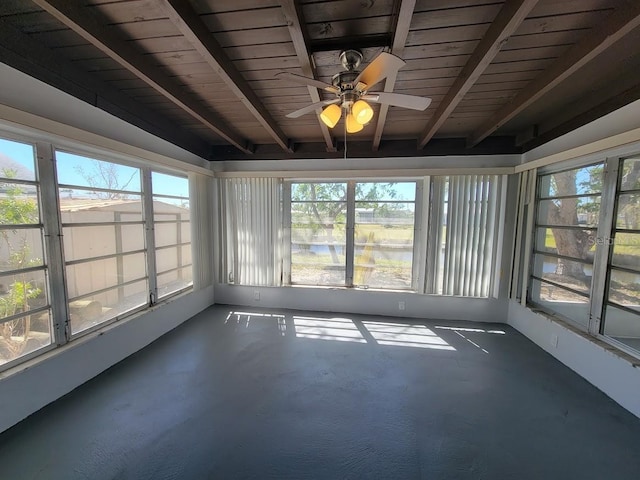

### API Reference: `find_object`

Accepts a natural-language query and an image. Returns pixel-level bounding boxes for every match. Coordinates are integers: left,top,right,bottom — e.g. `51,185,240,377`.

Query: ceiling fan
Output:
277,49,431,133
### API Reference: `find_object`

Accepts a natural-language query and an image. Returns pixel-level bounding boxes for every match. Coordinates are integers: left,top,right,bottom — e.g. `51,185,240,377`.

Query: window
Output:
529,163,603,327
56,151,148,335
0,128,199,373
291,182,347,286
602,156,640,351
152,172,192,299
219,176,503,296
0,138,52,367
289,181,418,289
522,154,640,358
354,182,416,289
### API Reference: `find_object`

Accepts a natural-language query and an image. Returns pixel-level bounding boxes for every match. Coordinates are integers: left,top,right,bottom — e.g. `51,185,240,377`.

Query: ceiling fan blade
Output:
363,92,432,111
354,52,406,89
285,99,340,119
276,72,339,93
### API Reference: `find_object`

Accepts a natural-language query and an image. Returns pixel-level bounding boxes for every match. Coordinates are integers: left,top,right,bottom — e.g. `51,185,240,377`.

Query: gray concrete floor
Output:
1,305,640,480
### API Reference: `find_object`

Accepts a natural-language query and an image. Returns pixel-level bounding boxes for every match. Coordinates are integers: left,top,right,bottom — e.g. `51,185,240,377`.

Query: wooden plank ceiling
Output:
0,0,639,160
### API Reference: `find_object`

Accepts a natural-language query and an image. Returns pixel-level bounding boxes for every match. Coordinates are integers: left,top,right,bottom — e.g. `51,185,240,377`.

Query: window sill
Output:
526,302,640,367
0,287,194,380
221,282,496,299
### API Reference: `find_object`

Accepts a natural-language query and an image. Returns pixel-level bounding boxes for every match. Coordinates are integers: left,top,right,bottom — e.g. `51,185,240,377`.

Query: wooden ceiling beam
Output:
522,75,640,151
159,0,292,153
372,0,416,151
31,0,253,154
468,0,640,147
0,18,211,159
417,0,538,149
279,0,337,152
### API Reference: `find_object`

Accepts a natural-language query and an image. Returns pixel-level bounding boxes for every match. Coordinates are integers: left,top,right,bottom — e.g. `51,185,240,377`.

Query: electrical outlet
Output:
398,301,405,311
551,333,558,348
253,290,260,301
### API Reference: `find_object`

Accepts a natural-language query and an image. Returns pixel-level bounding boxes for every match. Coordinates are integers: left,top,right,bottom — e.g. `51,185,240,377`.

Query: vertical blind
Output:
430,175,502,297
190,172,213,290
221,177,283,286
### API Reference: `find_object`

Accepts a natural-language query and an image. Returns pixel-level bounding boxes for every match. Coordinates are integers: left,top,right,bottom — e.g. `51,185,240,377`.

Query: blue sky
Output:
0,138,188,197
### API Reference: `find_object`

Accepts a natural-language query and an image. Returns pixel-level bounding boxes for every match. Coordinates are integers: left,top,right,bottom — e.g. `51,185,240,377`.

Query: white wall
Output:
0,285,214,433
215,284,507,323
0,63,217,434
508,300,640,418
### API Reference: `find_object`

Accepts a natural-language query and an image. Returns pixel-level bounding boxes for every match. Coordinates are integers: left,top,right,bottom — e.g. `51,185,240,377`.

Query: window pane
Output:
615,193,640,230
0,228,44,272
62,224,144,262
355,182,415,201
66,252,147,300
153,173,191,298
292,182,346,201
157,267,192,299
156,246,182,273
56,151,141,192
291,182,347,286
531,164,602,329
0,183,40,224
534,227,596,260
291,214,346,285
537,197,600,227
0,138,36,181
530,278,590,327
611,233,640,269
532,255,591,294
69,280,147,334
607,268,640,314
354,201,415,290
152,172,188,197
0,269,48,321
602,305,640,353
620,158,640,191
59,191,143,223
538,164,603,198
154,207,190,221
0,311,52,367
154,222,183,248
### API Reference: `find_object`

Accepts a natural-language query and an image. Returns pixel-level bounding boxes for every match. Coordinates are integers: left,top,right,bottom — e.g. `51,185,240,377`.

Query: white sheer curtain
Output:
220,177,283,286
428,174,502,297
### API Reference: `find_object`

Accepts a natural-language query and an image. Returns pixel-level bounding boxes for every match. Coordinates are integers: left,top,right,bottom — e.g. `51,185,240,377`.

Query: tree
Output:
291,182,398,263
74,160,137,199
0,168,42,360
547,169,594,281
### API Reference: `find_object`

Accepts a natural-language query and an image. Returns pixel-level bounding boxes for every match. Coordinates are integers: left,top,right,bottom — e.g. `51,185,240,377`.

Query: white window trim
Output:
0,126,198,373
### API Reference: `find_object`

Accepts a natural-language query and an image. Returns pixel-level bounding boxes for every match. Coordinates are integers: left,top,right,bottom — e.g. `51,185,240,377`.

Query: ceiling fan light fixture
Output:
352,100,374,125
346,113,364,133
320,104,341,128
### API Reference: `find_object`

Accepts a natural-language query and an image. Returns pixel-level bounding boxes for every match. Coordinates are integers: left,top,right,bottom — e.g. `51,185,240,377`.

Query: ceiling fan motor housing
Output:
339,49,363,70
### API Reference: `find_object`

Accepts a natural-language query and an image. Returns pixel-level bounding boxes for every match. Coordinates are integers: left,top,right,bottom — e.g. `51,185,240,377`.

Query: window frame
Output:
598,155,640,355
0,127,197,373
527,160,605,329
0,135,56,370
285,178,423,291
54,148,151,337
523,152,640,360
151,171,193,300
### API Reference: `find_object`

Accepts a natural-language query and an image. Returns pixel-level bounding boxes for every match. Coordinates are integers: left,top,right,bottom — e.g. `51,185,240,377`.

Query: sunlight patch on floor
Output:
293,316,367,343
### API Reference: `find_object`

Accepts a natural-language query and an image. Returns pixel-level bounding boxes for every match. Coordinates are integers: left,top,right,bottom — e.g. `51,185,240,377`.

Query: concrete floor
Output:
1,305,640,480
